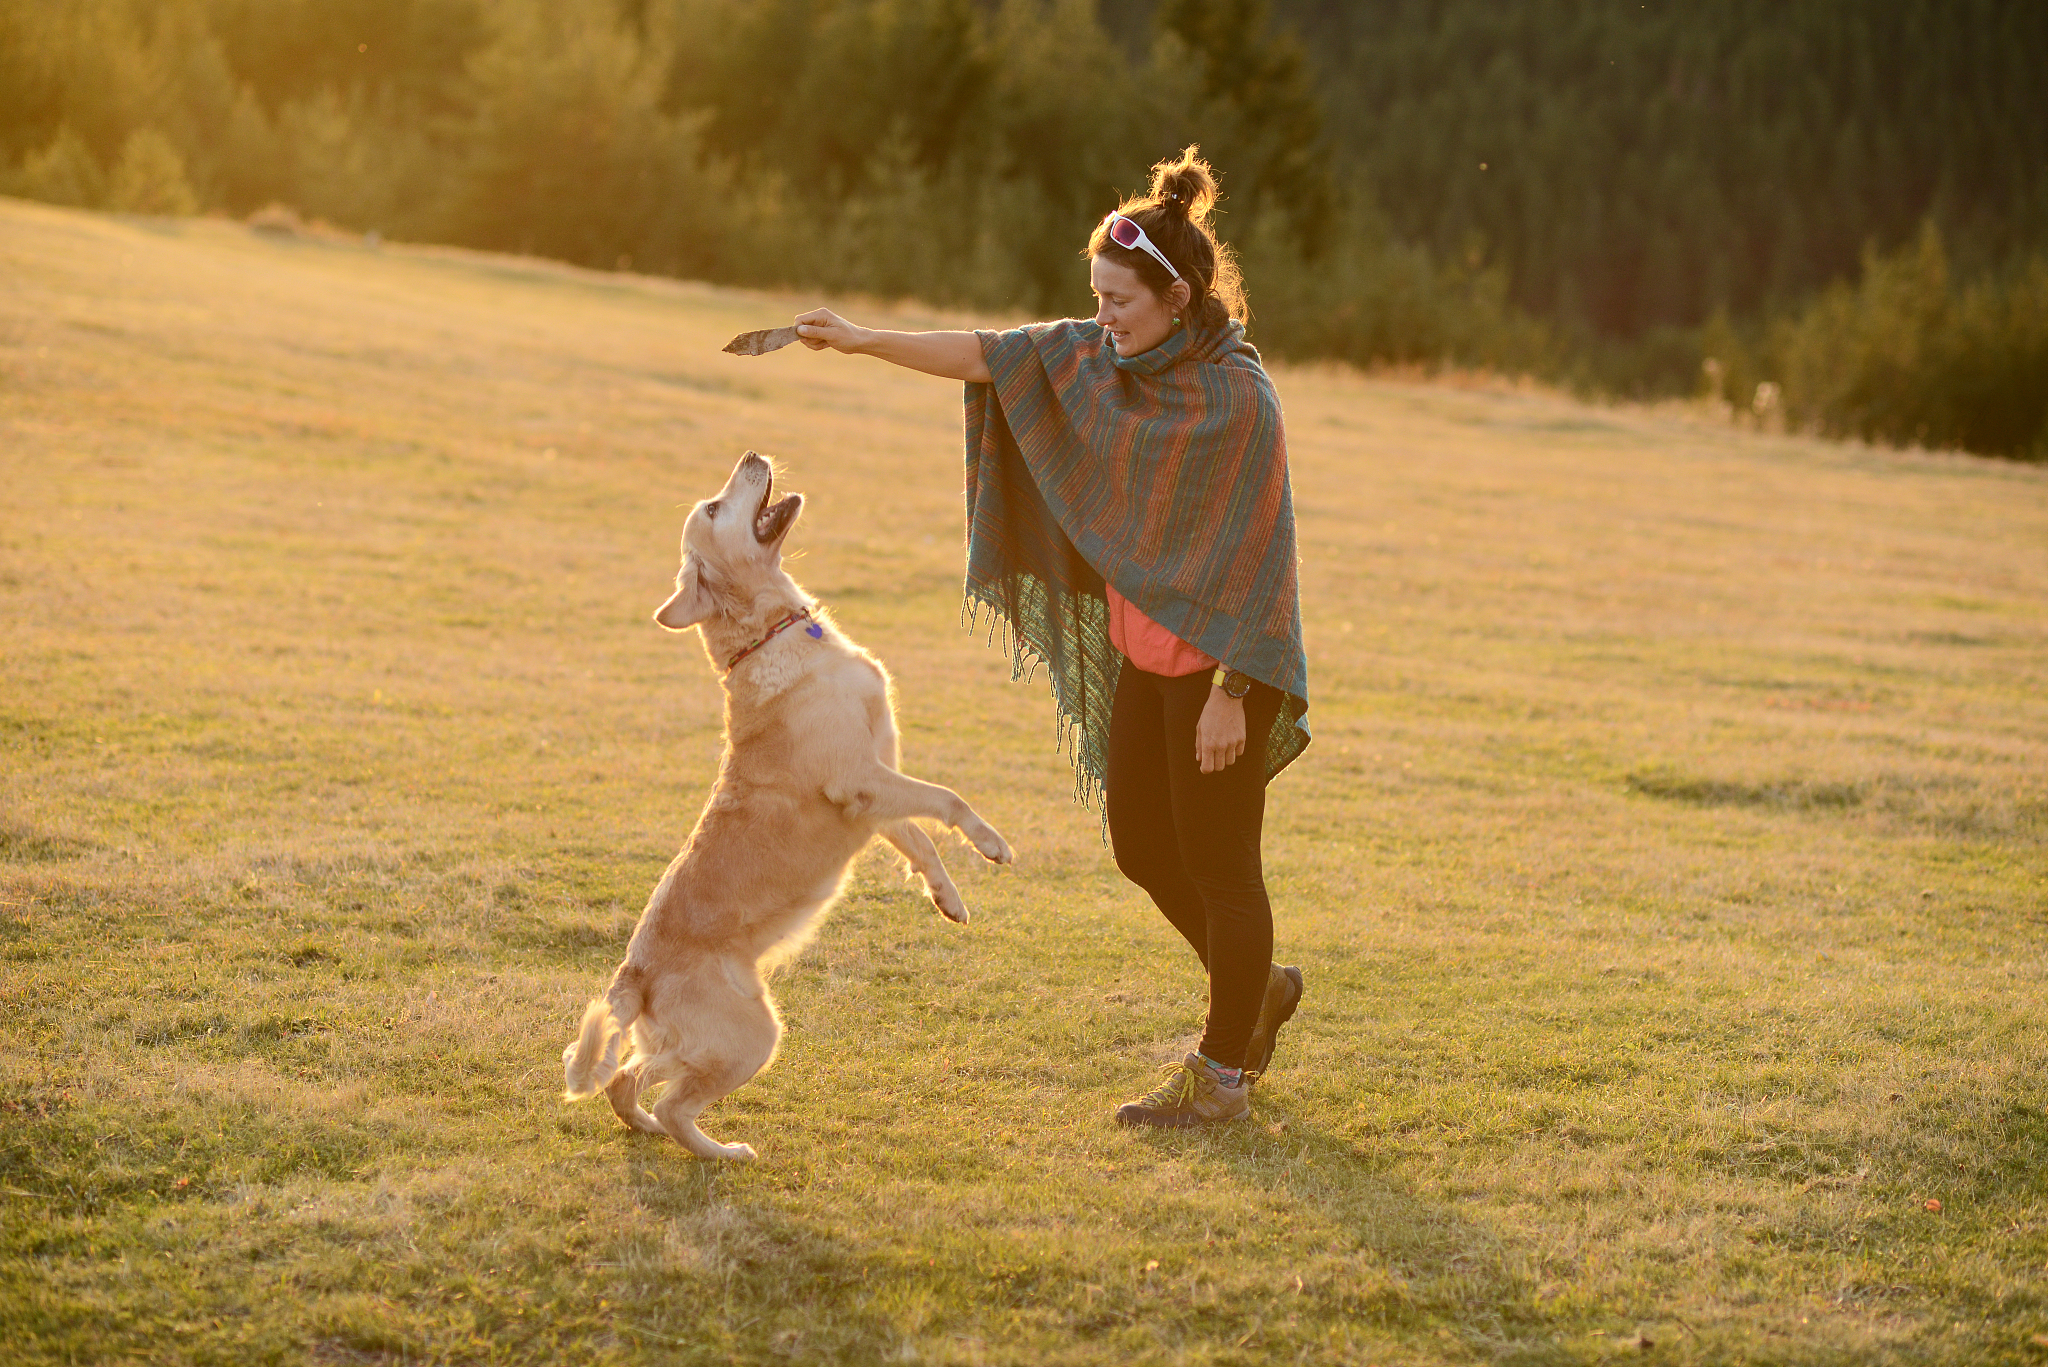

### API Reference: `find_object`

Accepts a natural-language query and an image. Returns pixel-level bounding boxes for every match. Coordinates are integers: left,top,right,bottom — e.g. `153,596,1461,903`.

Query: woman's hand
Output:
1196,686,1247,774
794,307,868,354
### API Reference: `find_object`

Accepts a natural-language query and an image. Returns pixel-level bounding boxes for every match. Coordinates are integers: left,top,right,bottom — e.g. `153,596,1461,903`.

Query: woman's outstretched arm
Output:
793,308,992,383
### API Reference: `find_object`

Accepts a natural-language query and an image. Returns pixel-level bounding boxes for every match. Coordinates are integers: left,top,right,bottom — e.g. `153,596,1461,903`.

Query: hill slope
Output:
2,199,2046,1365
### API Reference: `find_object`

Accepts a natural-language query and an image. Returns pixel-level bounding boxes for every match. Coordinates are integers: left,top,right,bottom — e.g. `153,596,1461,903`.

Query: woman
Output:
792,147,1309,1128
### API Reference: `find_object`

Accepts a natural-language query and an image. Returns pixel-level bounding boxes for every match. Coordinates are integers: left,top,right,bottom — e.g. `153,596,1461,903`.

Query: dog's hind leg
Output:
881,820,969,924
604,1061,665,1135
825,764,1013,866
650,1071,759,1161
648,964,780,1162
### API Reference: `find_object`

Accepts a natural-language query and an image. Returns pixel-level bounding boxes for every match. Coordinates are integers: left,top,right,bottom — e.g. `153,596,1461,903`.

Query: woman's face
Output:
1091,256,1184,357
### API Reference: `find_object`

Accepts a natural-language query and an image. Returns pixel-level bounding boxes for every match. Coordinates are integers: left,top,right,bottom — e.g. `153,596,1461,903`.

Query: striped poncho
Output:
963,317,1310,808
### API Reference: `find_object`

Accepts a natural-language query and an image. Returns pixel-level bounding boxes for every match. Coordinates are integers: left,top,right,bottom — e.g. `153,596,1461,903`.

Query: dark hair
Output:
1086,145,1247,330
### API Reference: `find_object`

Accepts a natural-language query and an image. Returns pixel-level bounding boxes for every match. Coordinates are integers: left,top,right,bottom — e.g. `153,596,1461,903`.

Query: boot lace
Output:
1135,1062,1197,1112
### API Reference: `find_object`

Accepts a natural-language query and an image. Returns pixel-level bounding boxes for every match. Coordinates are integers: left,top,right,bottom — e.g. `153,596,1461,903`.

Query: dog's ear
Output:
653,554,719,631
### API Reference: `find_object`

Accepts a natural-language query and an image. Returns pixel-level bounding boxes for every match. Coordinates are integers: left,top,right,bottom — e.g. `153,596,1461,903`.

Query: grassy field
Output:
2,196,2045,1366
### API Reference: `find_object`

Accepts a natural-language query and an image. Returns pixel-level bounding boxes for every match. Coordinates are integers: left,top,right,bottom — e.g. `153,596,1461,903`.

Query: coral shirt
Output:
1105,584,1217,678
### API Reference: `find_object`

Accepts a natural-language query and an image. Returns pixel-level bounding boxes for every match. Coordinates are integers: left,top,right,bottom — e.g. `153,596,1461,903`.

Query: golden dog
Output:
561,451,1012,1159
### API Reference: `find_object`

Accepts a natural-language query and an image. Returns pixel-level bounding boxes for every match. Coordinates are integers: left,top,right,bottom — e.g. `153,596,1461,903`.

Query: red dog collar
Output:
725,607,821,671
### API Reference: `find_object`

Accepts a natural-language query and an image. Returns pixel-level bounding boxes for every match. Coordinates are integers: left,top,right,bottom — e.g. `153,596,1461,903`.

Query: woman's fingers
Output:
1193,690,1248,774
795,308,843,351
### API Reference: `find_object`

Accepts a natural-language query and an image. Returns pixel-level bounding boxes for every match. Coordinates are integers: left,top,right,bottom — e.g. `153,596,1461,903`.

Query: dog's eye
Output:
704,501,720,519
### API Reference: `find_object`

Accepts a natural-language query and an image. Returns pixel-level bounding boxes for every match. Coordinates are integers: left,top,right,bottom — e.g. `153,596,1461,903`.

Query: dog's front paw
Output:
971,823,1014,865
932,883,970,924
716,1141,758,1162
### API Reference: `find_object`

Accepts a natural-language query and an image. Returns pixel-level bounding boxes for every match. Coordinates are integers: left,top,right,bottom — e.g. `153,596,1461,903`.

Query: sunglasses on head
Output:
1102,212,1181,282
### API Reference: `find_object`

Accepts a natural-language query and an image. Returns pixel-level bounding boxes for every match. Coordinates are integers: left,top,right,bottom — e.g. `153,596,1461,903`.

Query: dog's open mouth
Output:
752,472,801,546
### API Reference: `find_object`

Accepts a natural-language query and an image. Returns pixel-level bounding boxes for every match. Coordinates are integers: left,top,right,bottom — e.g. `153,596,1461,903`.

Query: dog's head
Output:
654,451,803,632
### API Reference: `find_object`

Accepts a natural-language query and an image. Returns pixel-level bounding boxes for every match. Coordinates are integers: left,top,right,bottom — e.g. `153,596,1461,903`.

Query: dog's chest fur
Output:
731,633,814,699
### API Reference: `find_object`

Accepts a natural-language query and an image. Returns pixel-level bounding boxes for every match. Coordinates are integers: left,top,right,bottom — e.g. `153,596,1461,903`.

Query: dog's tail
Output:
561,970,644,1102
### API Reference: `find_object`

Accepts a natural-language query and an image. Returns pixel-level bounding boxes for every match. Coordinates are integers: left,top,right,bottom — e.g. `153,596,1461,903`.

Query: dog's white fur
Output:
561,451,1012,1160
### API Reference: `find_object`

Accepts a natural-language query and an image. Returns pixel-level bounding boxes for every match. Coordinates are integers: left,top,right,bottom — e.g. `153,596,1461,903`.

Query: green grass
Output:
2,197,2046,1365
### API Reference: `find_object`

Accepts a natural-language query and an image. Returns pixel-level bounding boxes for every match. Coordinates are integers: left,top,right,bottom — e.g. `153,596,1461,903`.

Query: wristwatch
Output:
1212,667,1253,699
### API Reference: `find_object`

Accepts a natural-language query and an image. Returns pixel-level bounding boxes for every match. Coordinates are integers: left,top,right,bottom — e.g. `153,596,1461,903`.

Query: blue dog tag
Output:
806,622,824,639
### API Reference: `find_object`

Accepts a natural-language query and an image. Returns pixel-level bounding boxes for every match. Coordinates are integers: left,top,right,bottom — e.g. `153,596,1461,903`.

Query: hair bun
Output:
1148,145,1217,223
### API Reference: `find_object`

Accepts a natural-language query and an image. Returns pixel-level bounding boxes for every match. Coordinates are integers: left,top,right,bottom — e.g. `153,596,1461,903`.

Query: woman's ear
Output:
1167,279,1192,315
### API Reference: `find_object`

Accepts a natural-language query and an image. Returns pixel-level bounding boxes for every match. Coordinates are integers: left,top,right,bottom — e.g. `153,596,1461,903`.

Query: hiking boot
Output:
1243,964,1303,1083
1114,1053,1250,1128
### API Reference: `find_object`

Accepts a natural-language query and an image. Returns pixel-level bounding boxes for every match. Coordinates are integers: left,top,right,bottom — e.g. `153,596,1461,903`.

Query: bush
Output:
10,125,104,206
1943,257,2048,459
106,128,198,216
1775,224,2048,460
1245,208,1552,374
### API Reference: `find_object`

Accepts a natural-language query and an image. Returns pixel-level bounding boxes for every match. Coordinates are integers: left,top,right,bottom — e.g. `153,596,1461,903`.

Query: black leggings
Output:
1105,658,1284,1070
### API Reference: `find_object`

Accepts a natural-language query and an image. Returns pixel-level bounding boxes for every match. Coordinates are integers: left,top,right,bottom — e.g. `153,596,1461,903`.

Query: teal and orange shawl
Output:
963,317,1310,808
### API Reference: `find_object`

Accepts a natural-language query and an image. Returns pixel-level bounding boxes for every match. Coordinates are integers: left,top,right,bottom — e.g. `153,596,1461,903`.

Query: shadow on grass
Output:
613,1149,910,1361
1141,1118,1567,1349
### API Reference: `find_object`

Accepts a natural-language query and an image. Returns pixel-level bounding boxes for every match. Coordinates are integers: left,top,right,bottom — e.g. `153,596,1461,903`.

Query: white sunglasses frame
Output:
1101,212,1182,283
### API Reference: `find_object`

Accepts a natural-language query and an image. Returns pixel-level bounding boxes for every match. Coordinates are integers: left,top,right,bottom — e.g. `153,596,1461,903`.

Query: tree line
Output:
3,0,2043,458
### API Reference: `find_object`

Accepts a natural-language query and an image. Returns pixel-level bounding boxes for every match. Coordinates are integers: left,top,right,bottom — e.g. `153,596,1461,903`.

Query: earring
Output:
1172,316,1182,328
